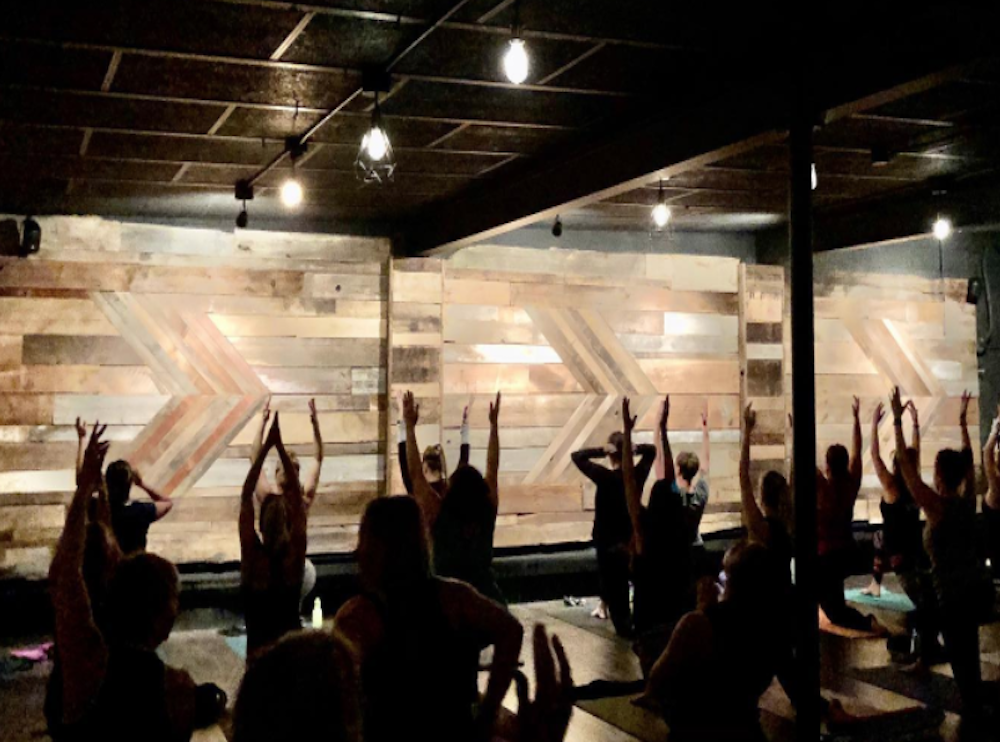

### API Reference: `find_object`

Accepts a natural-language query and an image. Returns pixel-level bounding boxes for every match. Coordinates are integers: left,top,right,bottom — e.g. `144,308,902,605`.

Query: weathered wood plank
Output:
209,316,385,339
511,283,740,314
0,297,118,335
444,278,512,306
0,366,161,394
0,336,23,368
637,359,740,394
230,338,383,367
392,270,442,304
21,335,142,366
252,368,353,394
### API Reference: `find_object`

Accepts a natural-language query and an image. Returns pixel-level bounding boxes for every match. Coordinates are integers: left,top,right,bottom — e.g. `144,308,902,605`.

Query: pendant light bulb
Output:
652,179,671,228
281,178,303,209
364,126,388,162
504,38,529,84
933,216,953,241
811,163,818,191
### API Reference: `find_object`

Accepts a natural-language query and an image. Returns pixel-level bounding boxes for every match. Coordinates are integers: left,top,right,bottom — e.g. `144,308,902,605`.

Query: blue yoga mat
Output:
224,635,247,660
844,587,915,613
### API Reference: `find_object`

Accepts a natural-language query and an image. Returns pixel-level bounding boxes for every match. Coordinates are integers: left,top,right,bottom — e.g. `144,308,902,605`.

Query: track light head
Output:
236,203,249,229
552,215,563,238
19,217,41,257
871,146,892,168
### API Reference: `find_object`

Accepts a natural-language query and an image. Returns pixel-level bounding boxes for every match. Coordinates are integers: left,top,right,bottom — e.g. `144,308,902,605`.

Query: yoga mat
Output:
824,706,945,742
575,695,668,742
845,588,915,614
572,679,646,701
851,666,999,716
224,636,247,661
532,602,625,643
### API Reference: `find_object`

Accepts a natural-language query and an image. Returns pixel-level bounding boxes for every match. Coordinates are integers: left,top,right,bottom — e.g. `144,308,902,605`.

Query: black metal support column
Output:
790,66,819,740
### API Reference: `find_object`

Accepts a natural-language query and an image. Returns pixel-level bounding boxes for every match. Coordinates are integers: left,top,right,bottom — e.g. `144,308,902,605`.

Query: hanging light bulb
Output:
356,93,396,184
651,180,671,228
933,215,953,241
504,38,529,84
281,178,303,208
811,163,818,191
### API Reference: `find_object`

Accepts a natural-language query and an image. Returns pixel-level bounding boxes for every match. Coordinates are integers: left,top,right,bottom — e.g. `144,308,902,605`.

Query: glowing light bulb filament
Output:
504,38,529,84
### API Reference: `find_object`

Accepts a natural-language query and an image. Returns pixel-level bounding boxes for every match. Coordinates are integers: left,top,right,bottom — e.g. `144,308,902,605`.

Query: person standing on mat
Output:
622,397,694,676
817,397,883,634
671,406,711,574
249,398,323,614
396,392,470,496
572,415,657,636
982,409,1000,582
889,387,994,726
241,413,308,658
403,390,505,605
739,403,793,571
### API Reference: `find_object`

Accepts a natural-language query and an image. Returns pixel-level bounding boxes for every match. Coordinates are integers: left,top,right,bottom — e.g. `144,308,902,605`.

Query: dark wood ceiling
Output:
0,1,998,240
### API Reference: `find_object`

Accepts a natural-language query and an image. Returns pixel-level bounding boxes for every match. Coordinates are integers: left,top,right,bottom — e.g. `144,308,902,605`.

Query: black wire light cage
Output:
355,95,396,184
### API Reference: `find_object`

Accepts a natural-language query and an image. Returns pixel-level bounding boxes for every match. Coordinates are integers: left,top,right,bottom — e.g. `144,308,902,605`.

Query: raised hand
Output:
266,411,282,445
132,468,144,488
75,417,87,440
262,397,271,424
851,396,861,419
402,391,420,427
873,402,885,428
623,398,637,434
514,625,573,742
489,391,501,426
462,401,470,426
889,387,904,422
701,409,709,429
308,397,317,421
960,390,972,424
743,402,756,431
905,400,919,426
658,395,670,432
79,423,110,494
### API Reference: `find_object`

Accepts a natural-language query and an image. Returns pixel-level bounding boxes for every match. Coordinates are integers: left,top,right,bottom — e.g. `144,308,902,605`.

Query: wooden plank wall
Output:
439,245,744,547
797,270,978,523
0,216,390,576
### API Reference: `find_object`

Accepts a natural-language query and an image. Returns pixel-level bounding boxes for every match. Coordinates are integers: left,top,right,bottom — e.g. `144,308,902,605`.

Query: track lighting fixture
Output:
356,93,396,184
503,1,529,84
552,215,563,237
235,180,253,228
933,215,953,241
19,216,41,257
871,146,892,168
651,180,671,229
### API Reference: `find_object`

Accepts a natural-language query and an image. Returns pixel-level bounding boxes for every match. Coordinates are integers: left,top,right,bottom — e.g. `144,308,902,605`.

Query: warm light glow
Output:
652,202,671,228
811,163,818,190
503,38,529,84
933,216,953,241
281,178,303,208
363,126,389,162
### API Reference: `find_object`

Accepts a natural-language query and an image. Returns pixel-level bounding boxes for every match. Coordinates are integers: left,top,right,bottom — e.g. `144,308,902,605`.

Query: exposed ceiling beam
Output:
1,36,633,97
814,171,1000,251
402,78,791,255
270,11,316,61
100,50,123,92
538,42,606,86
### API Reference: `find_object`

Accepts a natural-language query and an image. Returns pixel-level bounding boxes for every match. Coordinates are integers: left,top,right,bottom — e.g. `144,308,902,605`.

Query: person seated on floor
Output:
890,387,995,726
983,409,1000,582
47,424,224,742
89,414,173,555
739,403,793,571
333,496,523,742
240,412,307,658
249,398,323,613
572,413,657,634
816,397,884,635
641,541,793,742
403,390,505,605
621,396,695,676
396,391,470,496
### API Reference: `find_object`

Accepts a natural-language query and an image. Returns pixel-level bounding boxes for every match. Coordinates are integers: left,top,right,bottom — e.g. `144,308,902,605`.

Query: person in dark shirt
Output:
396,392,470,497
572,414,656,637
104,461,173,555
739,403,793,570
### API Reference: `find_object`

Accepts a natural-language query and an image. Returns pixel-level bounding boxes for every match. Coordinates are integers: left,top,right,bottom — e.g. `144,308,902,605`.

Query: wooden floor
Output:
4,583,1000,741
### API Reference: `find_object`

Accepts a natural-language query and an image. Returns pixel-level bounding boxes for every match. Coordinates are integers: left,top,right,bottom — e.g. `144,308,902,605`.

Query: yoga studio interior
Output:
3,3,1000,742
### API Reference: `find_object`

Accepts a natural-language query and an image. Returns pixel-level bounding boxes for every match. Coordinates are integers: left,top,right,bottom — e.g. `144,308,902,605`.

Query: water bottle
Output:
311,597,323,629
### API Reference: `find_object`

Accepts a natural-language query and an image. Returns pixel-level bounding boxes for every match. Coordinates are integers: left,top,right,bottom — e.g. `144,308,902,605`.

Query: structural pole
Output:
790,53,820,742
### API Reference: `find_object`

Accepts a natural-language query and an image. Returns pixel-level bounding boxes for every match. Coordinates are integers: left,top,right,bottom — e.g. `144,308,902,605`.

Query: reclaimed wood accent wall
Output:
802,270,978,523
0,216,389,576
440,245,744,546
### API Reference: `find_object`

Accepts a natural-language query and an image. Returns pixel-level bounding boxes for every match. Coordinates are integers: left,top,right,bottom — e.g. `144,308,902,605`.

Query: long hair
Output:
357,497,432,600
891,447,919,504
422,445,447,478
105,460,133,508
443,465,492,523
259,494,291,559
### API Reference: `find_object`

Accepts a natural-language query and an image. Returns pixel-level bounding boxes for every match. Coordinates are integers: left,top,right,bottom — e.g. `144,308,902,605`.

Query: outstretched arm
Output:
985,413,1000,511
659,396,676,488
960,391,976,498
570,447,612,484
739,404,770,544
131,470,173,520
890,388,943,524
50,424,110,725
273,414,308,572
849,396,863,488
622,398,644,555
241,419,272,566
486,393,501,514
459,401,471,468
699,409,710,478
74,417,87,482
302,398,323,511
906,401,921,461
870,404,897,503
403,391,443,527
250,399,272,503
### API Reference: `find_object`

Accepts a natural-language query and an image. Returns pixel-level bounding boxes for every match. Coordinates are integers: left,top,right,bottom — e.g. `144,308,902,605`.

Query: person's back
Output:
111,501,158,554
432,467,502,604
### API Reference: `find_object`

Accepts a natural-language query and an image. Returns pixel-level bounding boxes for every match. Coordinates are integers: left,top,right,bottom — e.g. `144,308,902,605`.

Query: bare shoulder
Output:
333,595,385,653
